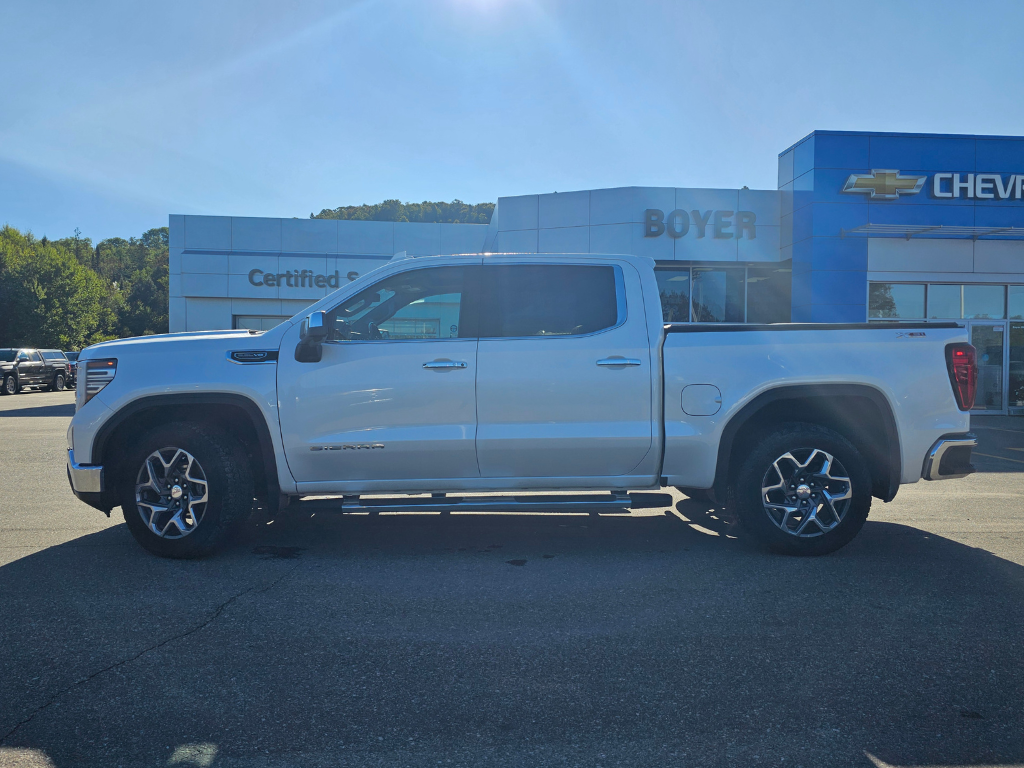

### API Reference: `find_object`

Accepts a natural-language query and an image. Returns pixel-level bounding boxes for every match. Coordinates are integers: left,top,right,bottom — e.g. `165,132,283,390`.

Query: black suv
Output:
0,348,71,395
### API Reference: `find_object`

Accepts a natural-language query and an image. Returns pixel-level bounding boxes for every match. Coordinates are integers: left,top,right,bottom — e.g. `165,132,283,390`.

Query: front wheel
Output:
2,375,18,395
730,423,872,556
51,373,65,391
119,422,254,558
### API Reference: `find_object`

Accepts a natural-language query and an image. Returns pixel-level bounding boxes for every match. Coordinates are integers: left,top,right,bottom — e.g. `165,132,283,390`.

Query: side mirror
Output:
295,310,328,363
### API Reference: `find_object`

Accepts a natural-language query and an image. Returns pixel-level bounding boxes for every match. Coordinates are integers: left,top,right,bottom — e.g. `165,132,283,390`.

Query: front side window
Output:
478,264,620,338
327,266,469,341
29,351,43,362
869,283,924,319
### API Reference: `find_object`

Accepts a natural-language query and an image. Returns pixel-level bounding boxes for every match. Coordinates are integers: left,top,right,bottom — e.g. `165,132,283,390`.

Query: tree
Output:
311,199,494,224
0,226,110,349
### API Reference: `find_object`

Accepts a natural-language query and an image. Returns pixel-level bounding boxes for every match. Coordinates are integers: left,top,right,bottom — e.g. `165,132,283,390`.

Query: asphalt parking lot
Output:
1,391,1023,768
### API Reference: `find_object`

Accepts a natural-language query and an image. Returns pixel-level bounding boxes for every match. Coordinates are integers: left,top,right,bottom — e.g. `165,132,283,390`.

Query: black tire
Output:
729,423,871,556
51,373,65,392
2,375,18,395
119,422,254,559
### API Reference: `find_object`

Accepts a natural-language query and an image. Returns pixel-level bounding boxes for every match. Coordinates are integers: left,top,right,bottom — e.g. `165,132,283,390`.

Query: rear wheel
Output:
120,422,254,558
2,375,18,395
730,423,871,556
51,373,65,391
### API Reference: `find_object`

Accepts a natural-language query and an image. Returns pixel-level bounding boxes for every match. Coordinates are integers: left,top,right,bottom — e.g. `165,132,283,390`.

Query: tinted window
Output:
29,351,43,362
65,352,79,361
928,284,961,318
0,349,15,362
41,351,66,360
691,267,745,322
479,264,619,338
327,266,469,341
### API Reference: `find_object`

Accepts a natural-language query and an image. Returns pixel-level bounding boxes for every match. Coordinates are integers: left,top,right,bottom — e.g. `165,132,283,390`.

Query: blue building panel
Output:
975,138,1024,172
793,136,815,179
810,133,870,170
973,205,1024,228
868,135,977,172
808,203,870,238
778,149,794,188
866,202,975,227
810,269,867,307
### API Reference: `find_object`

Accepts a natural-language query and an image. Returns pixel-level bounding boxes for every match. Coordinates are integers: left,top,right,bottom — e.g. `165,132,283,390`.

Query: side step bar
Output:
294,492,674,515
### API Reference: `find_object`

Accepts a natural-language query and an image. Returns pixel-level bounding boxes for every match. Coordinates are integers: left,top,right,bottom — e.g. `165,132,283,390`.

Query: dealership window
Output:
868,283,925,319
655,269,690,322
234,315,290,331
963,284,1005,319
1010,286,1024,320
927,284,961,318
691,267,745,322
746,267,792,324
656,263,792,324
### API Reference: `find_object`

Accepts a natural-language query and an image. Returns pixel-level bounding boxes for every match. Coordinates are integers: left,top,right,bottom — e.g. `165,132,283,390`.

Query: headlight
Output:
82,358,117,405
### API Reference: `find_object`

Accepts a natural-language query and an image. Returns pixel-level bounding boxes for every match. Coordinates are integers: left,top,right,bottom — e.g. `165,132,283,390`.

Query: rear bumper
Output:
922,433,977,481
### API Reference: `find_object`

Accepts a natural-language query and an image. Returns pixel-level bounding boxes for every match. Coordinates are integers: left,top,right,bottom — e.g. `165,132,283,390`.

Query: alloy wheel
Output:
760,448,852,537
135,447,209,539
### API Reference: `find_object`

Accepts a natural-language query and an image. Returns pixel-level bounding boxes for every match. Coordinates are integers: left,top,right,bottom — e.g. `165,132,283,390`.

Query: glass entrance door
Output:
969,323,1006,411
1010,322,1024,412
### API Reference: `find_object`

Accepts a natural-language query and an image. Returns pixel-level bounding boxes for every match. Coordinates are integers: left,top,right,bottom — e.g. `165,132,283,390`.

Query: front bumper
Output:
922,433,977,481
67,449,112,512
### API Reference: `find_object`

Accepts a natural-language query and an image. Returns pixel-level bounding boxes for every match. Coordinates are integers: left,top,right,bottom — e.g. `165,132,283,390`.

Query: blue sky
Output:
2,0,1023,242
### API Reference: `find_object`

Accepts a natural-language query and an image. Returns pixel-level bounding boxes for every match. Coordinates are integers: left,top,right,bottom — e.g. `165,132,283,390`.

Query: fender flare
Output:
711,383,902,503
92,392,282,501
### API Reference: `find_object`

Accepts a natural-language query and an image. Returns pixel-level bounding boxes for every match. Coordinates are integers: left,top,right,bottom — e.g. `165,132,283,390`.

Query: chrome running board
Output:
295,492,673,514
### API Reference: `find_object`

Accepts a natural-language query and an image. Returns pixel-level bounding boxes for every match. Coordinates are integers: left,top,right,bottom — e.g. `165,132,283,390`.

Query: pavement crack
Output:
0,563,299,745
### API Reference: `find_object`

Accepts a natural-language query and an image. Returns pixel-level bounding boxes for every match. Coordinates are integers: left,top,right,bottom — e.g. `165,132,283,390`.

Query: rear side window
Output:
479,264,621,338
42,351,65,360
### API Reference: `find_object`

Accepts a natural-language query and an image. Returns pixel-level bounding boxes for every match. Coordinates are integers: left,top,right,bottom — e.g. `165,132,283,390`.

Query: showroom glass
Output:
963,285,1005,319
746,267,792,324
691,267,744,322
1010,286,1024,320
326,266,469,341
655,269,690,322
1011,322,1024,409
478,264,619,337
927,284,961,318
868,283,924,319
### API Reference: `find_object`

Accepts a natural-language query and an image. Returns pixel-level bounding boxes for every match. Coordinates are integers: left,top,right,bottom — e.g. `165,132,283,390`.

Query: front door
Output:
474,261,654,480
278,263,480,489
969,323,1006,411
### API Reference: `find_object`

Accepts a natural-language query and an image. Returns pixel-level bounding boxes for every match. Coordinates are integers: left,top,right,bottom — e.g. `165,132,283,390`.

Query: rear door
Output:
24,350,45,385
474,260,653,479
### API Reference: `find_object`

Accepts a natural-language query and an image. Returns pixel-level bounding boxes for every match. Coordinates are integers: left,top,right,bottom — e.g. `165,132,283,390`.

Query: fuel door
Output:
681,384,722,416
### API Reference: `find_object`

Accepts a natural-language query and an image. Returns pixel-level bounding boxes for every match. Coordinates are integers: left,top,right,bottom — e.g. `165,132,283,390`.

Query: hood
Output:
78,323,295,362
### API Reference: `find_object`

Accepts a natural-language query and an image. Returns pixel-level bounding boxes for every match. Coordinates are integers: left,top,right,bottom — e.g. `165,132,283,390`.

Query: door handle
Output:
596,357,642,367
423,360,467,369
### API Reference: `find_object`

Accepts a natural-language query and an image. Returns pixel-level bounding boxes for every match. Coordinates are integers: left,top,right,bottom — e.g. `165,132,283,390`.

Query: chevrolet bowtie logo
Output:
841,169,926,200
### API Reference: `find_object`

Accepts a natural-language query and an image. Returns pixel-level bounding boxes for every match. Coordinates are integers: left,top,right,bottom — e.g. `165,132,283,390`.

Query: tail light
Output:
945,343,977,411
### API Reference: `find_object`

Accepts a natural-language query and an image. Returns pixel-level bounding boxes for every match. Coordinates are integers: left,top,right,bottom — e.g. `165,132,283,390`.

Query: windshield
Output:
0,349,16,362
65,352,79,361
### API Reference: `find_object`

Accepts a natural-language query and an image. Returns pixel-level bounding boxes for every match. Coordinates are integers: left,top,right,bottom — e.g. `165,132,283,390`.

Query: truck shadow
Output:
1,512,1022,767
0,402,76,418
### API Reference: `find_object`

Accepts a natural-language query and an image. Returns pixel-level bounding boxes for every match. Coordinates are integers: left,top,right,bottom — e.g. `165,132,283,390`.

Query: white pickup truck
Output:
67,253,978,558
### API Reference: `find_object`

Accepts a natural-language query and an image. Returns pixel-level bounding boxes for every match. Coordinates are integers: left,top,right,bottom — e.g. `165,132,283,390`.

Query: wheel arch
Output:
93,393,281,508
712,384,901,503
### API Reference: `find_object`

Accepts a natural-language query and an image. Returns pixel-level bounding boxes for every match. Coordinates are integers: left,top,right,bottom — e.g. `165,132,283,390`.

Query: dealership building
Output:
169,129,1024,413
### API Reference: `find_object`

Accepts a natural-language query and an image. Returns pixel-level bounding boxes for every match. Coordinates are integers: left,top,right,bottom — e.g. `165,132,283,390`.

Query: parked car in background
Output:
65,351,80,386
0,348,71,394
